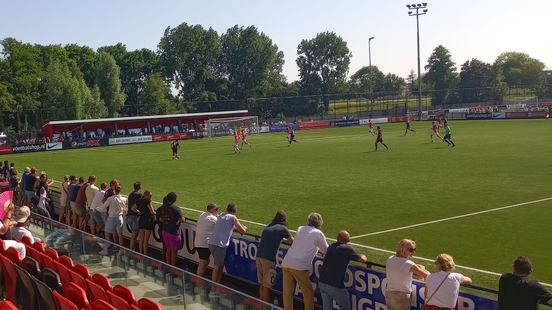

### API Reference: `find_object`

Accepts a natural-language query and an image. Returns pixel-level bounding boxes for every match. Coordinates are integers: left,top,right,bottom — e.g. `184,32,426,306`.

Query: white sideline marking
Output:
350,197,552,239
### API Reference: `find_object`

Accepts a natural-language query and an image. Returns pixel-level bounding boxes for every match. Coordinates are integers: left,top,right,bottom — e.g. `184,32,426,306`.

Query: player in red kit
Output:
233,132,241,154
375,126,388,151
286,126,298,146
430,121,443,142
368,120,375,136
241,129,251,148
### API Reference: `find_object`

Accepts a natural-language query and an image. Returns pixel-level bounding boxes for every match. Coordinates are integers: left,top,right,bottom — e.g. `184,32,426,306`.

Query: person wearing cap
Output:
319,231,367,310
0,201,26,258
256,210,294,302
10,205,39,243
498,256,552,309
194,203,219,278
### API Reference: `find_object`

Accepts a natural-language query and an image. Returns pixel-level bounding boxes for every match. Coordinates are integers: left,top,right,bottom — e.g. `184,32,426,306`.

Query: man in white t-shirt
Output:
281,212,328,310
9,206,34,242
0,202,26,258
194,203,219,278
89,182,107,235
84,175,98,231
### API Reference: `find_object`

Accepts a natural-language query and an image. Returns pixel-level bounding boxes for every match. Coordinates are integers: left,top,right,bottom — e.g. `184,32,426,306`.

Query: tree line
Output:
0,22,549,132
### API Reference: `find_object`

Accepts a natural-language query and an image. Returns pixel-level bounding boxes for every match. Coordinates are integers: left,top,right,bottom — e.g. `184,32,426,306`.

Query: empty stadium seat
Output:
0,239,6,256
5,247,21,267
106,290,130,310
45,248,59,261
40,268,63,293
53,260,73,286
137,298,162,310
21,236,33,247
40,253,57,271
73,263,91,280
22,256,40,277
32,241,45,253
0,300,18,310
53,290,79,310
67,268,87,290
31,275,58,310
85,279,108,303
90,299,117,310
14,264,37,310
0,255,17,301
63,282,92,310
91,273,112,292
58,255,74,269
24,245,42,265
113,284,137,306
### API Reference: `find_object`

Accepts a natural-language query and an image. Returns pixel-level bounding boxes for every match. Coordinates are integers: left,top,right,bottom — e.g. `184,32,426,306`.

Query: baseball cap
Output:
15,206,31,223
207,203,219,211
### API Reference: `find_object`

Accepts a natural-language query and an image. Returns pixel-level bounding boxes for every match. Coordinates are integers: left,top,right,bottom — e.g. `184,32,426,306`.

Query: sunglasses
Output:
408,248,417,252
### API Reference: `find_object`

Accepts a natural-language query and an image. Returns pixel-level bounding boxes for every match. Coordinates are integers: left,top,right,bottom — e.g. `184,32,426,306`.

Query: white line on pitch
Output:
350,197,552,239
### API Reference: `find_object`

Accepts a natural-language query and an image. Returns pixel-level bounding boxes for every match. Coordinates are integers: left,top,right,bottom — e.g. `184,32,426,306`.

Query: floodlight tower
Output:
369,37,374,113
406,2,428,121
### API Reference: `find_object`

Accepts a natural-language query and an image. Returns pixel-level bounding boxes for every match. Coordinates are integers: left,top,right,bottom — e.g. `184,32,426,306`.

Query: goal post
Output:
205,116,259,138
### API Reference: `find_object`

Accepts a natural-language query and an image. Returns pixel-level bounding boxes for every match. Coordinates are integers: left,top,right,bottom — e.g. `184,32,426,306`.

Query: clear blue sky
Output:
2,0,551,82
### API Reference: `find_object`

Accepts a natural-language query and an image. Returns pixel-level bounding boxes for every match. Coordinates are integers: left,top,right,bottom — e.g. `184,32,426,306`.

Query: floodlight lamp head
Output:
417,3,422,7
423,2,427,6
408,11,413,14
411,4,416,7
406,4,411,8
369,37,374,41
423,9,428,12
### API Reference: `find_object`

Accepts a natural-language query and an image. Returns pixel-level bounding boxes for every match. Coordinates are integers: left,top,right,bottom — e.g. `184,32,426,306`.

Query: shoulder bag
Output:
422,272,450,310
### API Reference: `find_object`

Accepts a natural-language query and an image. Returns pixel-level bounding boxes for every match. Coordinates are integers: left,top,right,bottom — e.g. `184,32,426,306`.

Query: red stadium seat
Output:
0,239,6,256
90,299,117,310
85,279,108,302
112,284,137,306
91,273,112,292
53,290,79,310
24,245,42,265
63,282,92,310
67,268,87,290
32,241,45,253
0,255,17,302
137,298,162,310
58,255,74,269
45,248,59,261
0,300,18,310
73,263,91,280
21,236,33,247
40,253,57,272
5,247,21,267
129,305,140,310
53,260,73,286
106,291,130,310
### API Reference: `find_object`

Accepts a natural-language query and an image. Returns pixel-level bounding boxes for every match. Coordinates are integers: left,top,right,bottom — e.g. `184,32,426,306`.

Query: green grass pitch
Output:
8,119,552,292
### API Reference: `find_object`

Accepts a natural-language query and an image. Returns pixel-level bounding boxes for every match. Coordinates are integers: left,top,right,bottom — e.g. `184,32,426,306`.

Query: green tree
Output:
139,73,176,116
296,32,351,112
42,60,83,121
424,45,457,106
494,52,546,87
219,25,285,100
95,52,126,117
81,84,107,119
459,58,494,103
0,38,42,131
406,69,417,93
119,48,161,114
64,44,97,87
349,66,385,94
383,73,405,92
158,23,221,101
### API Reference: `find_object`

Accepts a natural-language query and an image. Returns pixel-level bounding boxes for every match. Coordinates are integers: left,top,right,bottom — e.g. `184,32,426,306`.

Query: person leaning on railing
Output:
384,239,430,310
423,254,472,310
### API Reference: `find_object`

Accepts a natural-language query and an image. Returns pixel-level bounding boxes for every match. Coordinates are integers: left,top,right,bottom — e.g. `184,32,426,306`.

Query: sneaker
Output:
99,249,109,256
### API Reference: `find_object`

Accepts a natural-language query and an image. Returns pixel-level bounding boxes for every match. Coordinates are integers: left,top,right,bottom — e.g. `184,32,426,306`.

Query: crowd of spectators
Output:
2,162,551,309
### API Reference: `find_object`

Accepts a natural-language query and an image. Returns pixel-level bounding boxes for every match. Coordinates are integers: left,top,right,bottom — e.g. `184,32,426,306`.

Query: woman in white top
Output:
59,175,70,224
424,254,472,310
385,239,430,310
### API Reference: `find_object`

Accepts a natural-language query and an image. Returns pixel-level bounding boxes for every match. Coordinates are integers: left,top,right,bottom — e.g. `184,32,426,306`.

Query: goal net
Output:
205,116,259,138
510,96,539,110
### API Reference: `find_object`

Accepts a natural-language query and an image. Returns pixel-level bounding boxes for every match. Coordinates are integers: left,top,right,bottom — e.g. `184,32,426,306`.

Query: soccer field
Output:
7,119,552,291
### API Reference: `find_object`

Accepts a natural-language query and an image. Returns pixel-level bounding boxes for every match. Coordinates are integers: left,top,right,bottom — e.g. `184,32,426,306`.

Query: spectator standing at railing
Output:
21,167,30,202
36,180,51,218
194,203,219,278
127,182,143,252
384,239,430,310
66,175,77,226
423,254,471,310
281,212,328,310
256,210,293,303
97,185,127,254
9,168,21,206
24,167,37,202
2,160,8,179
157,192,185,265
498,256,552,309
59,175,70,224
85,175,98,231
136,190,155,255
90,182,107,236
73,177,87,229
319,230,366,310
208,203,247,285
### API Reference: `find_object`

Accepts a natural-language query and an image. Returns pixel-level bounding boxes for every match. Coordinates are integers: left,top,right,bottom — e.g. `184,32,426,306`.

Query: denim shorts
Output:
126,215,140,233
88,209,105,225
105,216,123,234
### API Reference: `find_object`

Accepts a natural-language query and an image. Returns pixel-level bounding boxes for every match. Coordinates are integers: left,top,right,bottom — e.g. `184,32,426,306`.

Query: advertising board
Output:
109,135,153,145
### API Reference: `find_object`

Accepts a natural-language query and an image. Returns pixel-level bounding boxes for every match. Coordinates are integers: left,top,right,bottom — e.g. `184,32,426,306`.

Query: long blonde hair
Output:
396,239,416,257
435,254,455,272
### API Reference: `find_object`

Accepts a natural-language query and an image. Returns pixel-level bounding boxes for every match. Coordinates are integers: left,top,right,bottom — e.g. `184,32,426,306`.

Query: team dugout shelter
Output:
41,110,249,143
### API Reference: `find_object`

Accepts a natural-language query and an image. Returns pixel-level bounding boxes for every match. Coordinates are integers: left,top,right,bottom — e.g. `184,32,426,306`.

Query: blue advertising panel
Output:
465,113,493,120
269,124,299,132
